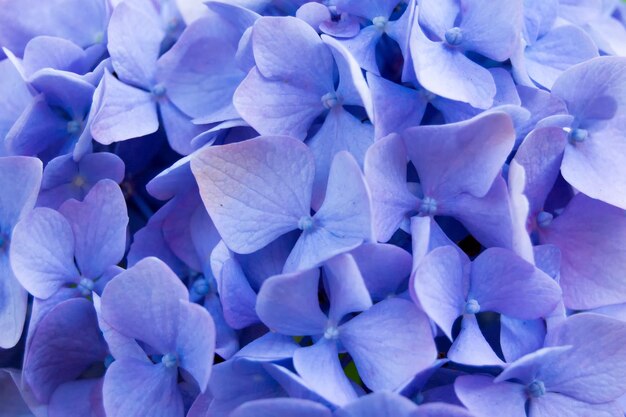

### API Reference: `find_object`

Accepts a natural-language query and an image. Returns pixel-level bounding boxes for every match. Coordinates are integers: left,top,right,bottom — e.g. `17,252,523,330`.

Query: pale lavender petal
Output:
191,135,312,254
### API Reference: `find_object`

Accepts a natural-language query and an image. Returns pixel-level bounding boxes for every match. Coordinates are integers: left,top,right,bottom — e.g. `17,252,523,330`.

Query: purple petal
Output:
219,258,259,329
539,194,626,309
23,298,107,403
0,257,27,348
586,15,626,56
335,392,417,417
525,25,598,89
208,360,285,417
443,177,515,249
324,254,372,323
296,2,331,32
79,152,125,186
307,107,374,208
364,133,418,243
285,152,372,272
0,157,42,248
543,313,626,403
335,0,399,20
499,316,546,363
90,71,158,144
410,25,495,109
158,99,206,155
495,346,572,385
175,301,215,392
293,340,358,406
561,127,626,211
367,73,427,139
28,70,94,116
230,398,331,417
552,56,626,124
256,268,327,336
103,359,183,417
455,375,527,417
48,379,105,417
469,247,562,319
412,246,466,339
512,127,566,215
322,35,373,117
58,179,127,279
22,36,87,76
334,25,382,75
100,257,189,354
447,315,504,366
418,0,459,39
107,0,163,89
403,112,514,200
233,67,325,139
529,393,622,417
5,94,67,156
506,161,534,263
413,403,475,417
0,370,38,416
351,243,412,300
191,135,313,254
0,59,31,143
458,0,523,61
411,216,466,270
340,298,437,390
233,230,298,291
11,207,79,299
0,0,107,55
156,4,258,123
262,363,331,406
252,16,333,84
523,0,558,42
234,332,299,362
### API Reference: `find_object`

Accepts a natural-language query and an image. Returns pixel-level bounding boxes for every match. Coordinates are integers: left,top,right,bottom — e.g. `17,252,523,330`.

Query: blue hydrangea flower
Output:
100,257,216,417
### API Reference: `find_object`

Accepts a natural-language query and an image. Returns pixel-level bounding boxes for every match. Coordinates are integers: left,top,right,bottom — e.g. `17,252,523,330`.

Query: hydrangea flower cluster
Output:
1,0,626,416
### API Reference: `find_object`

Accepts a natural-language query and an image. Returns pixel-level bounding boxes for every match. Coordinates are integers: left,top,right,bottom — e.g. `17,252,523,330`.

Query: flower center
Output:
464,299,481,314
78,277,95,297
192,277,213,297
324,326,340,340
72,175,86,188
298,216,315,232
151,84,167,99
321,92,340,109
527,380,546,398
567,128,587,144
372,16,388,30
444,27,464,46
67,120,82,134
419,197,438,216
536,211,553,228
161,353,178,368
